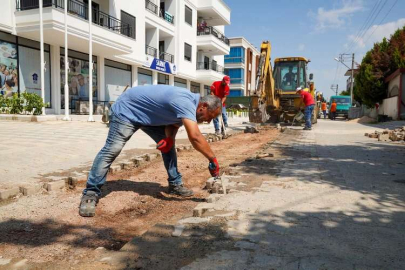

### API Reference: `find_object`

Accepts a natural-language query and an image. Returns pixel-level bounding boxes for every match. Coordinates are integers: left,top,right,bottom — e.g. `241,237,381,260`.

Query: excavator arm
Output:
249,41,280,123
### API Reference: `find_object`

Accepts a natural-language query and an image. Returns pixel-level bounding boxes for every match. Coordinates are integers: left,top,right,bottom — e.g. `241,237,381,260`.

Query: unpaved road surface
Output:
0,128,279,269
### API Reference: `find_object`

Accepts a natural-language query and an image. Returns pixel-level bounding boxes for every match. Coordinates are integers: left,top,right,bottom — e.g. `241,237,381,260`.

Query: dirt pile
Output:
349,116,376,123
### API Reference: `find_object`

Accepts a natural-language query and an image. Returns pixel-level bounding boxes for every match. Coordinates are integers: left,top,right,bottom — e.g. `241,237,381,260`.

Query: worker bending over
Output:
79,85,222,217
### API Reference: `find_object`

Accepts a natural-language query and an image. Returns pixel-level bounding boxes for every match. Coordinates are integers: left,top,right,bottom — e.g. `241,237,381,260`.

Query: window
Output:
190,82,200,93
158,73,169,85
121,11,136,39
184,43,192,62
174,77,187,88
185,5,192,26
225,47,245,64
226,69,244,84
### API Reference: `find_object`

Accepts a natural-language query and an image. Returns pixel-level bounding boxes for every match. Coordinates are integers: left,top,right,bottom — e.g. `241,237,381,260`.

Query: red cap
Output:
223,76,230,84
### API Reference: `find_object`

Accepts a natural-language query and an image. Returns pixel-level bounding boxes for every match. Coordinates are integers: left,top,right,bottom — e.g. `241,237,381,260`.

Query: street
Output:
1,119,404,269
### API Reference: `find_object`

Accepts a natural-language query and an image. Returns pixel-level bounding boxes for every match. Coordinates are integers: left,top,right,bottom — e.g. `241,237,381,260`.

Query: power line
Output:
359,0,399,48
344,0,381,53
346,0,388,53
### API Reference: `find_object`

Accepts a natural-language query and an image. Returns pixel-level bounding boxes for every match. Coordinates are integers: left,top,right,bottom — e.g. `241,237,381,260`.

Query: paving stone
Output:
144,153,158,161
0,187,20,200
19,184,42,196
206,194,223,203
45,180,66,191
121,162,133,170
193,203,214,217
378,133,390,142
109,165,121,174
132,158,145,166
205,177,217,189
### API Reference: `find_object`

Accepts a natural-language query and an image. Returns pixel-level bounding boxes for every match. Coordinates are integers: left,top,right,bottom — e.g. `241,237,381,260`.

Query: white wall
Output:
0,0,14,33
381,96,399,120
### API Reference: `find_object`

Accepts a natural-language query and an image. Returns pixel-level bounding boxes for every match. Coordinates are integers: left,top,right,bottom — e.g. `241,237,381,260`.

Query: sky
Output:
225,0,405,100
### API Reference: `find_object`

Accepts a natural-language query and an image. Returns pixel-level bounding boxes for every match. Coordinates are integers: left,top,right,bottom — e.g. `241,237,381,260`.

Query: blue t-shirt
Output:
112,85,200,126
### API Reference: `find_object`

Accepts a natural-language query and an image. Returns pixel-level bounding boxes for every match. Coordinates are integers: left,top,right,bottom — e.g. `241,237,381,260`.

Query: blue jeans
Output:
83,113,182,196
213,106,228,131
323,110,327,119
305,105,314,128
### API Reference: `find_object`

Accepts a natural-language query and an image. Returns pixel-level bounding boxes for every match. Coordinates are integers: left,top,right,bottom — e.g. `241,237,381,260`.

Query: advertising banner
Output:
144,55,177,75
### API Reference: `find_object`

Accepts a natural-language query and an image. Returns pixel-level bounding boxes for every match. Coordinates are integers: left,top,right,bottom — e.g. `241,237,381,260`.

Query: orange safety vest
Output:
330,103,337,112
321,102,327,111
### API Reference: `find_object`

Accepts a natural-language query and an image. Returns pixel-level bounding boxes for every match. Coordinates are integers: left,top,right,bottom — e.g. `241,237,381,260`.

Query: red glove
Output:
156,137,174,153
208,157,220,177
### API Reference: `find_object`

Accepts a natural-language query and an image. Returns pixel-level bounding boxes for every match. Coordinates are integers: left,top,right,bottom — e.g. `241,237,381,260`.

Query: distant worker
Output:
210,76,230,135
283,66,296,86
330,100,337,120
296,87,315,130
321,100,327,119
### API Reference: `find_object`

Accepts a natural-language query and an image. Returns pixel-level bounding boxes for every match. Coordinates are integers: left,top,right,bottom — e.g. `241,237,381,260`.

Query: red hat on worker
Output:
223,76,230,84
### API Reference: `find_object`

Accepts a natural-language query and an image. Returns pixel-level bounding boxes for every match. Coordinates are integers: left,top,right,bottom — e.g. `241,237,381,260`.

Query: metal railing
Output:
159,10,174,24
145,45,157,57
145,0,158,14
197,26,230,45
196,61,225,74
159,51,174,63
225,57,245,64
16,0,134,39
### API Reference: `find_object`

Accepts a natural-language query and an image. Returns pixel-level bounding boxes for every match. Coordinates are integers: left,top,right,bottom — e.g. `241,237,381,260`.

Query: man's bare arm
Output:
183,118,215,160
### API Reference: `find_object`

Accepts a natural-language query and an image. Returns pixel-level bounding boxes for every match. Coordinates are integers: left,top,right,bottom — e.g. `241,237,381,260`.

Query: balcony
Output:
159,51,174,63
145,45,157,57
196,26,230,56
196,61,225,85
16,0,134,39
14,0,133,57
196,0,230,26
145,0,174,25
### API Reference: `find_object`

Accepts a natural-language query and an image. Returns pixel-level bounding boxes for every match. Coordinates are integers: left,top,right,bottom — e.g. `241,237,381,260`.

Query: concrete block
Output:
132,158,145,167
68,177,79,187
19,184,42,196
45,180,66,191
144,153,157,161
378,133,390,142
206,194,222,203
121,162,133,170
109,165,121,174
0,187,20,200
193,203,214,217
205,177,217,189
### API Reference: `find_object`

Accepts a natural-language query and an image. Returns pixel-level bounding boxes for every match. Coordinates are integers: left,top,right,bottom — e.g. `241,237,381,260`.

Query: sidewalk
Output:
0,116,249,189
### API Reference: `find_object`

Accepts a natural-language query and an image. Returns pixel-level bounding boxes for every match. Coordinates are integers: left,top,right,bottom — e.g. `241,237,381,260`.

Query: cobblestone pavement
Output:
112,119,405,270
0,117,248,189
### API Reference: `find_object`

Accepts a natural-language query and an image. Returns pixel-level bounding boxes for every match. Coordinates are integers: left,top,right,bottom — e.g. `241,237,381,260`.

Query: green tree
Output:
355,26,405,107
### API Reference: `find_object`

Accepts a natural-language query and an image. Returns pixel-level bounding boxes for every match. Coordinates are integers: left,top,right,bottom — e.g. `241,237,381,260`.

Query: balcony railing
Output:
16,0,135,39
145,45,157,57
145,0,158,14
196,61,225,74
159,51,174,63
197,26,230,46
225,57,245,64
159,10,174,24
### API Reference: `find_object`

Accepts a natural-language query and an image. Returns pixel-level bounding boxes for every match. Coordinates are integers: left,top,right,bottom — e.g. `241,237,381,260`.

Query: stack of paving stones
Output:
365,126,405,142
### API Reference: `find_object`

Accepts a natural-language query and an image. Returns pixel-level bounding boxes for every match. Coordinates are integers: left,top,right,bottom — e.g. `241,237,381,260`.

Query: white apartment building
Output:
0,0,230,114
224,37,259,97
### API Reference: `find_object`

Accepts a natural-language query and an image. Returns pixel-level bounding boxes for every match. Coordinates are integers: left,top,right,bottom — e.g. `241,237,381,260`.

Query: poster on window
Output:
0,41,18,97
60,56,97,108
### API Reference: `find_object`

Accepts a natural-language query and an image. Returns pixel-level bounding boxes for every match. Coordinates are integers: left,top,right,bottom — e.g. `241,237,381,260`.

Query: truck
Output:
329,95,352,119
249,41,318,124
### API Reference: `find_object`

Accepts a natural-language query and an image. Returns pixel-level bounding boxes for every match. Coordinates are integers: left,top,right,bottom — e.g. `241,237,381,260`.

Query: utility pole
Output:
350,53,354,105
331,84,338,95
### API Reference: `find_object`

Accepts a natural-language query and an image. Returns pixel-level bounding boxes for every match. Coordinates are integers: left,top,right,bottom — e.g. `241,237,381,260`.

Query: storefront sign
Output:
144,55,177,75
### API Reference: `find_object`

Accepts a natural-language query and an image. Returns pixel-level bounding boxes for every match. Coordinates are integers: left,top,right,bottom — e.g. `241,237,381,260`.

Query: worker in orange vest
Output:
330,100,337,120
321,101,327,119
